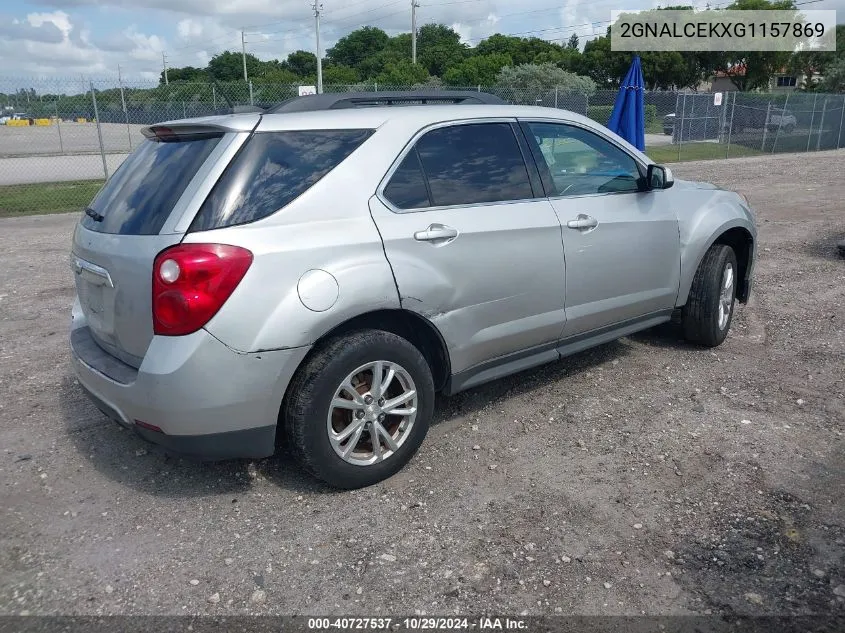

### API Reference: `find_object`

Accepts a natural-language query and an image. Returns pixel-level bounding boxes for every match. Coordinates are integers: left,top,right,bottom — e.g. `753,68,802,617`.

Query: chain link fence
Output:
2,77,844,217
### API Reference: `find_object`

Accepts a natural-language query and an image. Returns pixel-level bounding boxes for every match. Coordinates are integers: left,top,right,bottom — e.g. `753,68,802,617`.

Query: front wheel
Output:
282,329,434,489
682,244,738,347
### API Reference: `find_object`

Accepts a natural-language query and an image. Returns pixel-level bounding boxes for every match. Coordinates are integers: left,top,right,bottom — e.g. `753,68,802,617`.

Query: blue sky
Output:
1,0,842,81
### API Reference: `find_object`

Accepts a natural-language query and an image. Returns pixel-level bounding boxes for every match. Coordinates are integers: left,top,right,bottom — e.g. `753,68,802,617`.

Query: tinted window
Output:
415,123,533,207
191,129,372,231
527,122,641,197
383,150,430,210
82,134,222,235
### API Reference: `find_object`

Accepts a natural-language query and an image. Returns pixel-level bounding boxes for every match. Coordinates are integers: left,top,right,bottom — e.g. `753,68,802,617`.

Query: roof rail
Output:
266,91,505,114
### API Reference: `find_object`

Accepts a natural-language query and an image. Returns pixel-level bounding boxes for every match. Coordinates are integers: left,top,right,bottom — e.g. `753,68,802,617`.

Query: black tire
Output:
682,244,738,347
282,329,434,489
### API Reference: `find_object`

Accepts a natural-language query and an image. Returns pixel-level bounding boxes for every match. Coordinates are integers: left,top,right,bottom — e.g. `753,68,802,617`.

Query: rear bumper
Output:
70,307,311,460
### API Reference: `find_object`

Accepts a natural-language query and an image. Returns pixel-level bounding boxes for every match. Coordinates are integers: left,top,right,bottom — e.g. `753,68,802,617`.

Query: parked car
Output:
663,113,675,135
0,112,26,124
69,92,757,489
766,108,797,134
0,112,33,125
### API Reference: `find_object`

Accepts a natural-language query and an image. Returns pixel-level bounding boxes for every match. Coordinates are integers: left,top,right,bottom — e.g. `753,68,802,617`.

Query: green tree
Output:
708,0,797,91
162,66,205,84
416,24,469,76
533,48,581,73
357,49,404,80
376,60,430,85
443,53,513,86
496,63,596,94
821,57,845,92
207,51,261,81
258,66,301,84
790,25,844,90
281,50,318,78
578,32,630,87
475,35,561,66
640,52,702,90
566,33,579,51
323,64,361,85
327,27,390,69
385,33,412,58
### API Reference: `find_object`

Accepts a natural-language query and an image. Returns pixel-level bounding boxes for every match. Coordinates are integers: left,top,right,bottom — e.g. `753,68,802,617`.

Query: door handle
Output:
566,215,599,231
414,224,459,243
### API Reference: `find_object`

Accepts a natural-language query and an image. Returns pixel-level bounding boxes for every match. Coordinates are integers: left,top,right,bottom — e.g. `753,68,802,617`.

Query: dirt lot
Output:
0,151,843,617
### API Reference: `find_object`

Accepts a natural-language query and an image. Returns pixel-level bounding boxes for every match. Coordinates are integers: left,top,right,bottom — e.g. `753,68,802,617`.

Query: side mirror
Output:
647,164,674,190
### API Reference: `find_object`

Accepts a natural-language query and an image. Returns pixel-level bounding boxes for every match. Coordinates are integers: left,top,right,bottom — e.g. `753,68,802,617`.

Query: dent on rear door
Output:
369,195,567,374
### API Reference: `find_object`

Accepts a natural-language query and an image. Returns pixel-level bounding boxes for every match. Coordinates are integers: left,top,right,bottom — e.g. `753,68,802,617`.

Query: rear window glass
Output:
189,129,373,232
415,123,533,207
82,134,222,235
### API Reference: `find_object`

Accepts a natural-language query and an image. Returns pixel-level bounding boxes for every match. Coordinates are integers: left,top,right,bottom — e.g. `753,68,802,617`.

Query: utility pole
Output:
411,0,420,64
241,29,249,82
162,52,169,85
313,1,323,93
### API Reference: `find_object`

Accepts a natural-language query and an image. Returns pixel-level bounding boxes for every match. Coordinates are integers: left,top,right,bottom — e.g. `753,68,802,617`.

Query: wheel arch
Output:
285,309,452,398
679,223,755,306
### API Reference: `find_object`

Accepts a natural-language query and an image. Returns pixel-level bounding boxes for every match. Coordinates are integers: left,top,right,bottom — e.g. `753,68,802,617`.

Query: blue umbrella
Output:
607,55,646,151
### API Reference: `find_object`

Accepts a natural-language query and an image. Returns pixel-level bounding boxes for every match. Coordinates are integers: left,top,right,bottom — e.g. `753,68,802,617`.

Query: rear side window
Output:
82,134,222,235
383,150,431,210
190,129,373,231
414,123,533,207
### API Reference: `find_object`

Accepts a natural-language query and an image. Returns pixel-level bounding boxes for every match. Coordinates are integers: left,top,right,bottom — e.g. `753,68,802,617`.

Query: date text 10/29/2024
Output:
307,618,529,631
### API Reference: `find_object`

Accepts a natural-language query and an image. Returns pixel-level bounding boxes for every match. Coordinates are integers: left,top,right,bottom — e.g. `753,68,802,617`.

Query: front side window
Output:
525,122,642,197
408,122,533,208
190,129,372,231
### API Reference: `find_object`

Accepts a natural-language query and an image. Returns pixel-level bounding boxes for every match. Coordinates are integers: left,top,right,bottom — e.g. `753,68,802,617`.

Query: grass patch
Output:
646,142,763,163
0,180,103,218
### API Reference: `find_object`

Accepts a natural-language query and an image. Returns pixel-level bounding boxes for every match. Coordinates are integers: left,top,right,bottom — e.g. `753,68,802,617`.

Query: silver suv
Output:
70,92,757,489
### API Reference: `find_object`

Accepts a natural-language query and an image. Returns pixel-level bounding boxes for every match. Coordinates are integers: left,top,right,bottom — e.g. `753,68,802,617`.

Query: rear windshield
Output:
81,134,222,235
189,129,373,232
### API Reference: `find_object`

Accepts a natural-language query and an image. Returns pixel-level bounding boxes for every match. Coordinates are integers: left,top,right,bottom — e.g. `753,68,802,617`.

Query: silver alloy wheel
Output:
327,360,418,466
718,262,735,331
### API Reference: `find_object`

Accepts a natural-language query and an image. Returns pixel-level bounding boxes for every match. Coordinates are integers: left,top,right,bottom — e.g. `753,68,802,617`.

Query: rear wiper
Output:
85,207,104,222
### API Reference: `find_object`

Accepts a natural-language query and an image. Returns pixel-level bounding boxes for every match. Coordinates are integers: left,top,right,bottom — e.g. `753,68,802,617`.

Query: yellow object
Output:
76,117,87,123
34,118,52,126
7,119,30,127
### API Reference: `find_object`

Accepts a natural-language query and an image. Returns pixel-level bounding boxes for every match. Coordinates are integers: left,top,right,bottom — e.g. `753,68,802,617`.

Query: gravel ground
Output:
0,151,843,617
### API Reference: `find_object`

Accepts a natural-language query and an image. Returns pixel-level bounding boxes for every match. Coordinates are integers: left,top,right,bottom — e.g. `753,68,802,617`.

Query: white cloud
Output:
4,0,843,79
27,11,74,36
176,18,204,40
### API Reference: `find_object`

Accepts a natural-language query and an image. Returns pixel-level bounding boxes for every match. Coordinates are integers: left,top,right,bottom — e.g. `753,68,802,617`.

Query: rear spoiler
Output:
141,124,228,141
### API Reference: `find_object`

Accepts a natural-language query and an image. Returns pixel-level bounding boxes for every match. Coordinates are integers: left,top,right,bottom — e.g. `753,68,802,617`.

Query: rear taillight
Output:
152,243,253,336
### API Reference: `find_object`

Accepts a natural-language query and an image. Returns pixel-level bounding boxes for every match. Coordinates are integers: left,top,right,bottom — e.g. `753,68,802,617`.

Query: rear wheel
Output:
283,329,434,489
682,244,738,347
